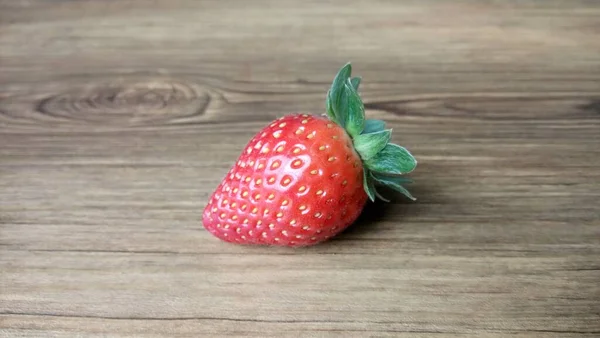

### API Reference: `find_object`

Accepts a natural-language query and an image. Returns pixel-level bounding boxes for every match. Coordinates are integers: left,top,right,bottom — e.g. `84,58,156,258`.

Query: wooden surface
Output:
1,0,600,337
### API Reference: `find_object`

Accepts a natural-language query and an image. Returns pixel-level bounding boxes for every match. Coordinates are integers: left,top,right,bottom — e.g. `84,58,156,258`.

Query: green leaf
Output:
326,63,352,126
363,169,376,202
371,172,416,201
363,119,386,134
350,77,361,91
344,80,365,137
365,143,417,175
371,172,414,185
393,184,416,201
336,84,349,128
325,90,337,124
375,190,391,202
353,129,391,161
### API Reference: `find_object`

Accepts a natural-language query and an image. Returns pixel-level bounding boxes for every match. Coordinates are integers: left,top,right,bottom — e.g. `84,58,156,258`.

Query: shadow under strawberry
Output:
332,180,432,241
334,195,407,240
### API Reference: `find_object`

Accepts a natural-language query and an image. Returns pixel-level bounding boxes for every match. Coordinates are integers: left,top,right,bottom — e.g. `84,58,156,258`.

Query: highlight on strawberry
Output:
202,63,417,247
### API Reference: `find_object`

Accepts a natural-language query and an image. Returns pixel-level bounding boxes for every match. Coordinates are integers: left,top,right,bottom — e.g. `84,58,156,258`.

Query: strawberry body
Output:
203,114,368,246
202,63,417,247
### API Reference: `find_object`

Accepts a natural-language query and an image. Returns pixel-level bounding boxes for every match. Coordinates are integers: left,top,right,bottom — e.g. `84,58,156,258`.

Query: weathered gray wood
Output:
1,0,599,336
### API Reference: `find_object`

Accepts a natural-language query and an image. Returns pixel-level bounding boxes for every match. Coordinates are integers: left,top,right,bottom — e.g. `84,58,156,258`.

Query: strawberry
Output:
202,63,417,247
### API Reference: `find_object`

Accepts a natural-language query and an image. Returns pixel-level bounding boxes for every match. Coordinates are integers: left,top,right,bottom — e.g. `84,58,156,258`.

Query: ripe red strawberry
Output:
203,63,417,247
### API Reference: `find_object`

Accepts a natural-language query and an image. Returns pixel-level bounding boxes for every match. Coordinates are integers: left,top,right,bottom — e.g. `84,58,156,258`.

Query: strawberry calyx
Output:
325,63,417,202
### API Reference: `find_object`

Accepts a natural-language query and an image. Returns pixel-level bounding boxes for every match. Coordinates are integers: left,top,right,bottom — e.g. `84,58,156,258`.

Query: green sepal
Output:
350,77,361,91
374,190,391,202
371,172,416,201
326,63,352,126
371,172,414,185
353,129,391,161
344,80,365,137
325,63,417,203
365,143,417,175
363,119,386,133
363,169,376,202
326,92,335,124
336,86,349,128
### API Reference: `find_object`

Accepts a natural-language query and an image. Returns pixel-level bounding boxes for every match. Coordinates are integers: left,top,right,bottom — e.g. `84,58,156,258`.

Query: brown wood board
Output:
1,1,599,337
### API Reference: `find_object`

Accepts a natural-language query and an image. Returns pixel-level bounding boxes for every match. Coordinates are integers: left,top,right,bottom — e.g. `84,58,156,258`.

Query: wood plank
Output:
1,0,599,336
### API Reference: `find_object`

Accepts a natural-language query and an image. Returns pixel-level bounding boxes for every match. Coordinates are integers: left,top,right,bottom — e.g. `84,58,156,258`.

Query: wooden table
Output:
1,1,599,337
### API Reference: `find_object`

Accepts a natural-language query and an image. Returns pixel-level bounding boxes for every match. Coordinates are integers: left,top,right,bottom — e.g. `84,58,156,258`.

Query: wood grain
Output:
1,0,599,337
